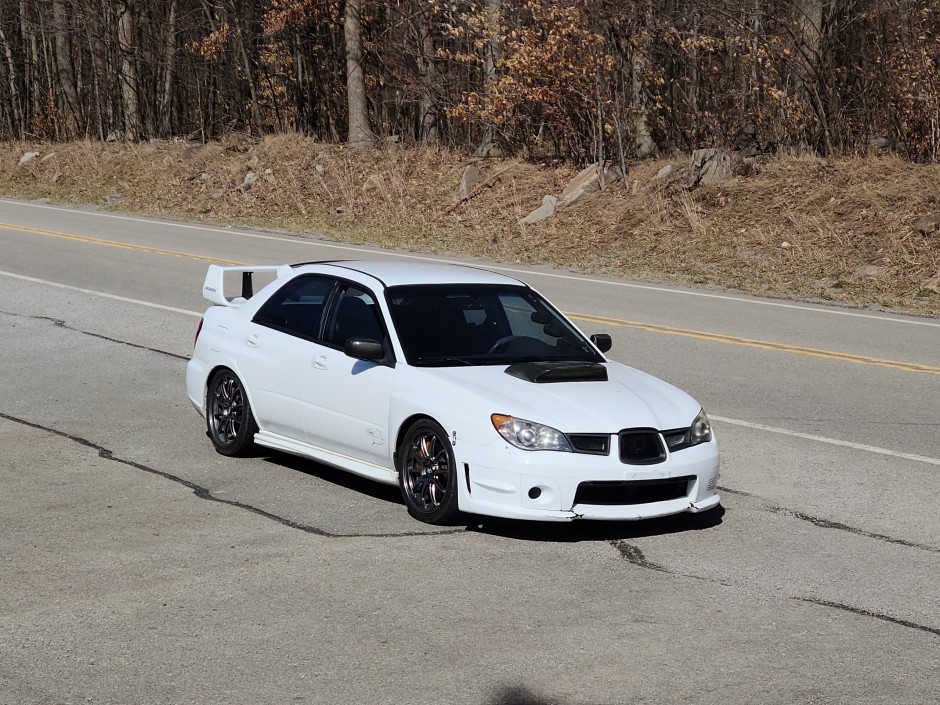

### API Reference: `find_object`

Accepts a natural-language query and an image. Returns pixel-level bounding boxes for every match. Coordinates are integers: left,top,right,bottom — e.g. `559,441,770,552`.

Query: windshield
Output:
386,284,604,367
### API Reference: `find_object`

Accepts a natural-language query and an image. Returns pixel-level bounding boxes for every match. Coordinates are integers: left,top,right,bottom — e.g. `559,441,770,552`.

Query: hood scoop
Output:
505,361,608,384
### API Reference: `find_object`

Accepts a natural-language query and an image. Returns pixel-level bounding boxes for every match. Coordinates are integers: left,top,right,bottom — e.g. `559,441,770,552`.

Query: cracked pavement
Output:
1,202,939,704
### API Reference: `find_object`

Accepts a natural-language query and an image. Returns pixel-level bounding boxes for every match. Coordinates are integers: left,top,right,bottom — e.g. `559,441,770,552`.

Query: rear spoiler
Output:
202,264,291,306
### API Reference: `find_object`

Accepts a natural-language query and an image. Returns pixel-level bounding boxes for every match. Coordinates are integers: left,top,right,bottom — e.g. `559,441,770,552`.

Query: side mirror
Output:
344,338,385,361
590,333,612,353
530,310,552,324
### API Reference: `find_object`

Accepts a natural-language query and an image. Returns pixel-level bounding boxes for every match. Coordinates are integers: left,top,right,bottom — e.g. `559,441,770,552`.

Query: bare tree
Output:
631,1,655,158
345,0,372,147
792,0,828,151
225,0,262,134
0,22,23,138
20,0,42,132
0,0,935,163
52,0,81,136
160,0,178,136
478,0,501,154
116,0,143,140
413,0,439,143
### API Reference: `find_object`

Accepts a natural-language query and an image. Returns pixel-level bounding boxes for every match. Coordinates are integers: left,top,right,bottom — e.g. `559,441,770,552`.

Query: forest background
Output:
1,0,939,314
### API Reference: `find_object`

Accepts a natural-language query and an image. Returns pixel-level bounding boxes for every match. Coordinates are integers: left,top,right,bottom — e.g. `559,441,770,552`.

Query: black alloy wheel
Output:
206,369,258,456
398,420,460,524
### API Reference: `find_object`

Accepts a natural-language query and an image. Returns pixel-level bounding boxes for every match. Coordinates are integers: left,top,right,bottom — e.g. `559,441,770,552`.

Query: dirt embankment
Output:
3,135,939,316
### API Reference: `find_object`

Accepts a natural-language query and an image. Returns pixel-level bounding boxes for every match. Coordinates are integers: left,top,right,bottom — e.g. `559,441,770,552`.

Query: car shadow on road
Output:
260,450,406,505
464,505,724,542
257,450,723,541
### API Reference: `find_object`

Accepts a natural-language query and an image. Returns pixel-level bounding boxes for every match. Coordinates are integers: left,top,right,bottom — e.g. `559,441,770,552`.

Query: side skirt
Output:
254,430,398,486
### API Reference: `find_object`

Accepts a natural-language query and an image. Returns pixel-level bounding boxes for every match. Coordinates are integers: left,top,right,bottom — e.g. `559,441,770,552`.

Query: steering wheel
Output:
487,336,518,354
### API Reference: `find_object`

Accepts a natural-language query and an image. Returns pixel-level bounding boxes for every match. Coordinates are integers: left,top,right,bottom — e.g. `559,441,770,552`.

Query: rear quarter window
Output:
254,275,333,339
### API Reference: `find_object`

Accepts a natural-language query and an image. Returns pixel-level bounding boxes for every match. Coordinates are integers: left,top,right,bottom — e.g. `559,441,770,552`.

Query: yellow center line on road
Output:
3,220,937,376
568,312,940,376
0,221,245,266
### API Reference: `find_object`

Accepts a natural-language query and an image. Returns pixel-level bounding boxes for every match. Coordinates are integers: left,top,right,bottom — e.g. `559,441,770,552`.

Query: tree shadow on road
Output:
485,685,615,705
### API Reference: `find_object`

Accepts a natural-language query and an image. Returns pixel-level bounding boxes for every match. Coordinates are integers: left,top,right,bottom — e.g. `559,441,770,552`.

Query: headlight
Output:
690,409,713,446
491,414,571,452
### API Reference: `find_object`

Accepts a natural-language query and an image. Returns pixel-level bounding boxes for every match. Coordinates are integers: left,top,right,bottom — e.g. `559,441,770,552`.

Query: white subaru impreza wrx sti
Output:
186,260,720,524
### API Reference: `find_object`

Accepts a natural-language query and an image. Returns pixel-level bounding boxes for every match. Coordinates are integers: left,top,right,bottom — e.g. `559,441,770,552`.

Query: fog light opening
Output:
528,487,542,500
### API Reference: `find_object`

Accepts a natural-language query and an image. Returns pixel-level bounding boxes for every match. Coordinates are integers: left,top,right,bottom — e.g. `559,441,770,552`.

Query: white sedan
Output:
186,260,720,524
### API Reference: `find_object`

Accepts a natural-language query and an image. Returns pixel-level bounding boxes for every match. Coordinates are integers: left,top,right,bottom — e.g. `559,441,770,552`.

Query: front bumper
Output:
457,438,720,522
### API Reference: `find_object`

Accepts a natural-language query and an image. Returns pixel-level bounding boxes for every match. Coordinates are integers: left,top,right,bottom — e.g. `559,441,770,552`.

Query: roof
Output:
294,260,525,288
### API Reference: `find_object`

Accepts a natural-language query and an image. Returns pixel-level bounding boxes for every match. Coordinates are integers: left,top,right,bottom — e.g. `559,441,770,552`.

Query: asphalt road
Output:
1,197,938,705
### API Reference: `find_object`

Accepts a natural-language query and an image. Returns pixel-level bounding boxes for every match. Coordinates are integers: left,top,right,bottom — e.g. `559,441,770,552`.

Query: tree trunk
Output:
414,2,438,143
0,25,23,138
793,0,828,151
161,0,178,137
631,2,655,158
86,2,110,141
689,12,700,144
21,0,41,128
228,1,262,135
794,0,823,71
595,66,605,179
52,0,81,136
40,18,56,111
116,0,143,140
478,0,501,154
344,0,373,147
631,54,655,157
749,0,761,109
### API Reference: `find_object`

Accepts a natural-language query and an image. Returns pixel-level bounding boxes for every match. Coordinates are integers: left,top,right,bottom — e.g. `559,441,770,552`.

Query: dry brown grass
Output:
2,136,939,315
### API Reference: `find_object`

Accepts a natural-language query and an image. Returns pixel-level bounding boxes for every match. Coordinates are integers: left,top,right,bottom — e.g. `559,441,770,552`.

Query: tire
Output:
206,369,258,457
397,419,460,524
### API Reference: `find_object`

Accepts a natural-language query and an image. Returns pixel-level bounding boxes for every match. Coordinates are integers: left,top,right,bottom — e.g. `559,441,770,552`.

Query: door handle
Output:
312,355,329,370
246,334,260,347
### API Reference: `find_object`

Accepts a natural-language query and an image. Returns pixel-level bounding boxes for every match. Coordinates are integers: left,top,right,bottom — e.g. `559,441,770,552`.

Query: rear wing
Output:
202,264,291,306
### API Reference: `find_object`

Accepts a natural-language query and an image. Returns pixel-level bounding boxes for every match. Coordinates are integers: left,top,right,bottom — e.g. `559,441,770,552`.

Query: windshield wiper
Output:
417,356,475,367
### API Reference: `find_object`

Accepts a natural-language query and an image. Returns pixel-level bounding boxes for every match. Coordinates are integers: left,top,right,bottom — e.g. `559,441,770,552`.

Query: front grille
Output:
618,429,666,465
573,476,694,506
568,434,610,455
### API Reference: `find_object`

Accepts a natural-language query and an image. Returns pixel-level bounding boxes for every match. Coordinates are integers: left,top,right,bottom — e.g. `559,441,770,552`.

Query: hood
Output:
420,361,700,433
